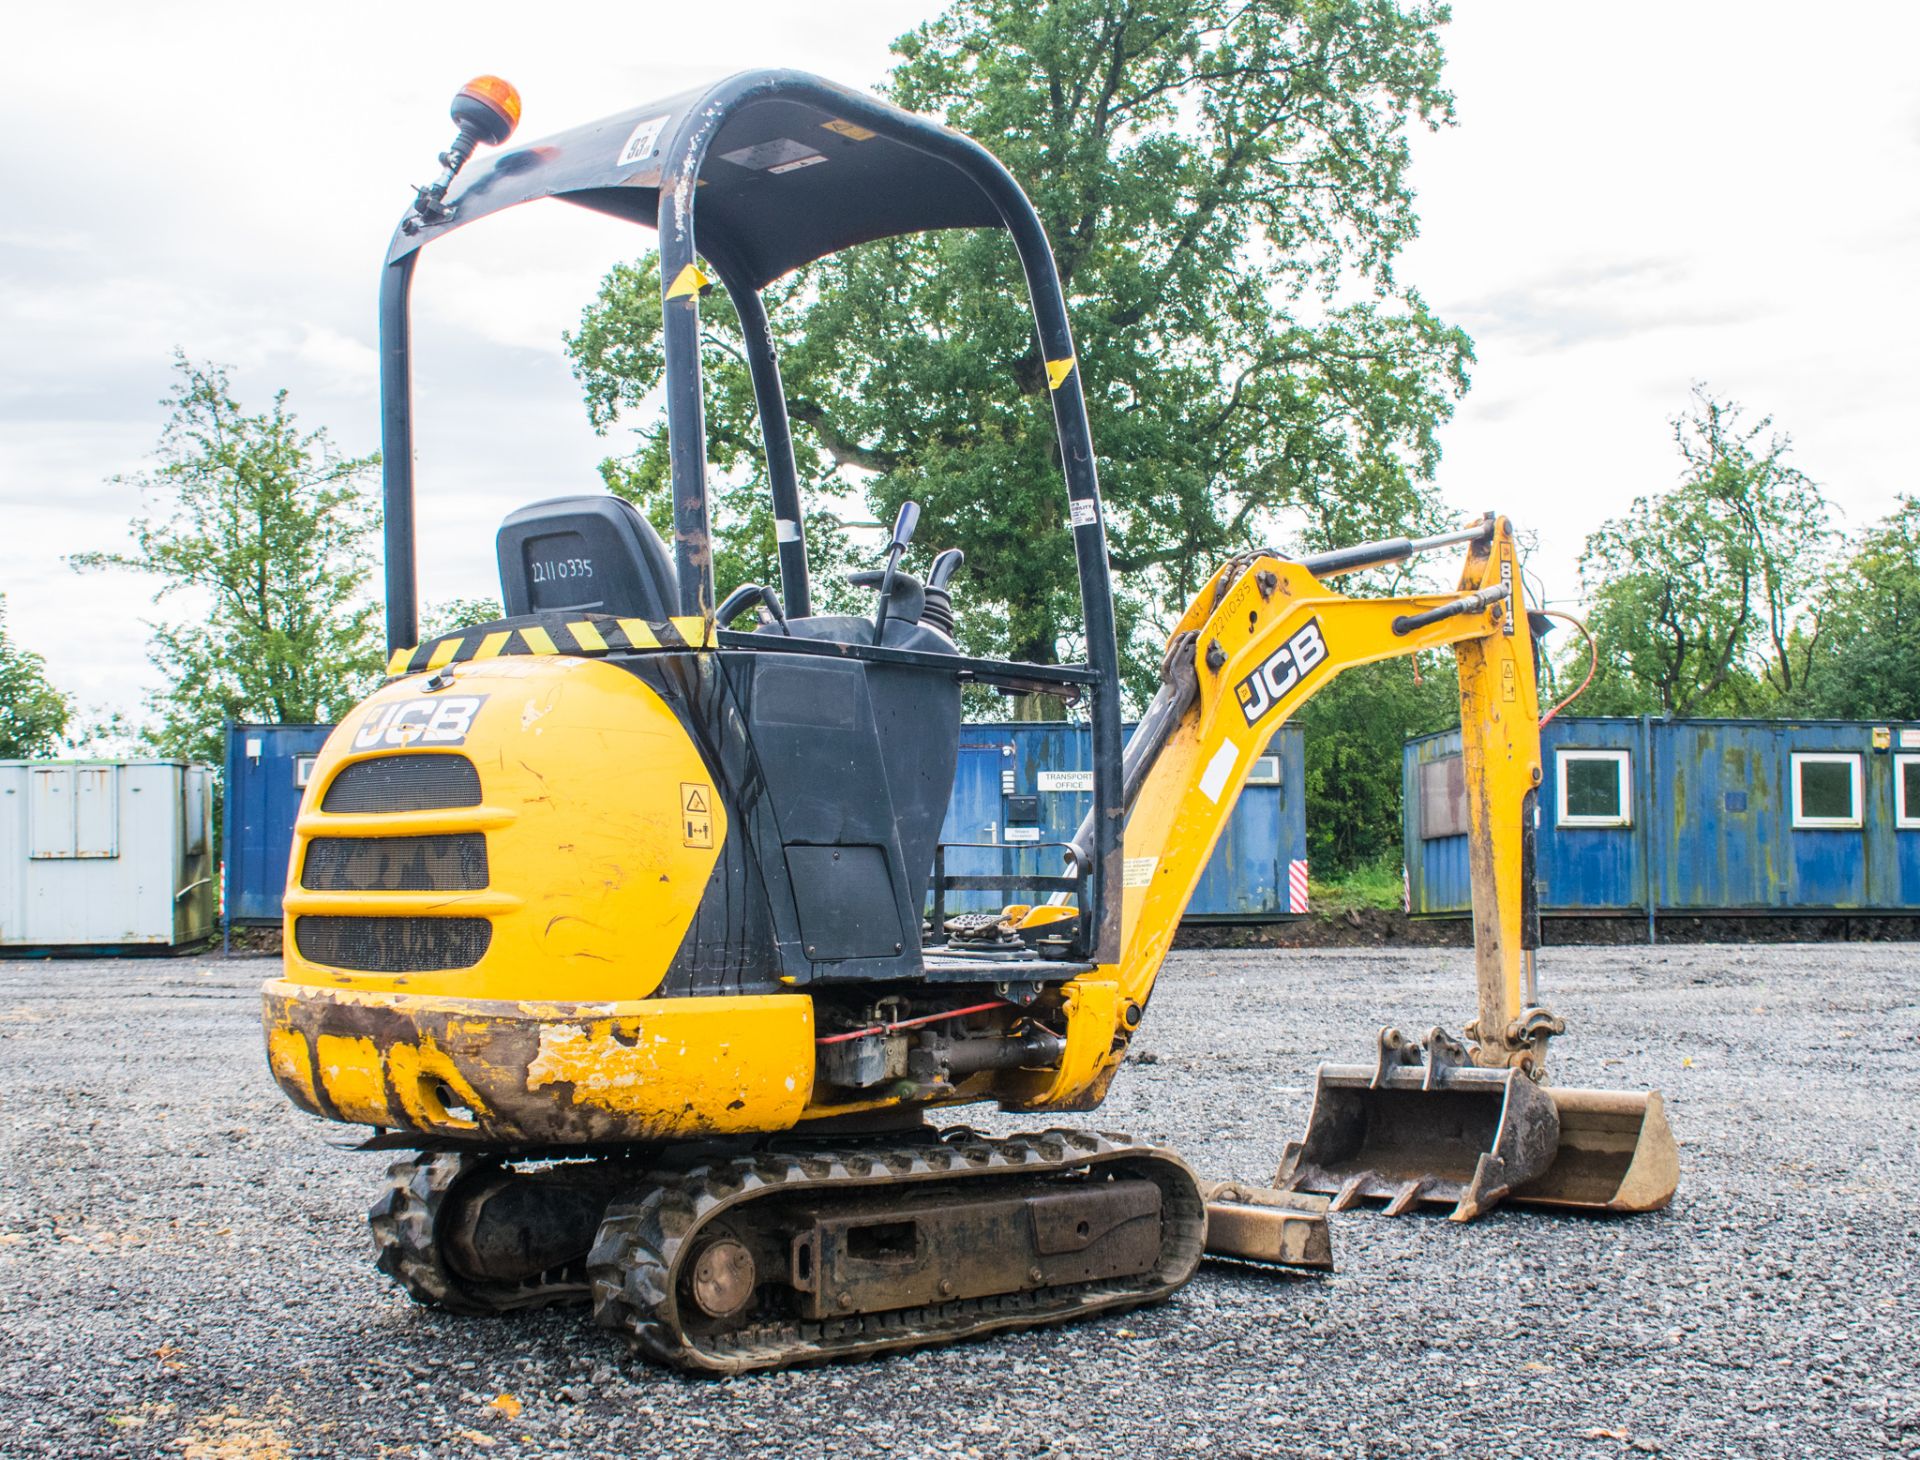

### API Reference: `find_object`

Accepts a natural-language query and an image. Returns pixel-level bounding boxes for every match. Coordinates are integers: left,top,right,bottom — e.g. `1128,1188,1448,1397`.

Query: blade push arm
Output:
1108,516,1553,1074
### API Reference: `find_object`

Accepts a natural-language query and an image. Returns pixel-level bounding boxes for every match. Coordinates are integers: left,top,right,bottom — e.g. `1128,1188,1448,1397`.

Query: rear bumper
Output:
261,979,816,1146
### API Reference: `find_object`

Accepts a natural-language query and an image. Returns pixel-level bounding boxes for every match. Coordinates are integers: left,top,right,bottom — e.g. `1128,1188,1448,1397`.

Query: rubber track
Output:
369,1152,589,1315
586,1128,1206,1374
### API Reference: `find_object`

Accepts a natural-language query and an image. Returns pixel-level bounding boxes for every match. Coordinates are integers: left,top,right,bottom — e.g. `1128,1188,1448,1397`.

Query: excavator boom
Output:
1082,513,1677,1221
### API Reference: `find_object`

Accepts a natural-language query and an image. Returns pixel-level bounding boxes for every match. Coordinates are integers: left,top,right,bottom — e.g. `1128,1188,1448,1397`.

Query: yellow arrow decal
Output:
1046,356,1076,391
664,262,711,301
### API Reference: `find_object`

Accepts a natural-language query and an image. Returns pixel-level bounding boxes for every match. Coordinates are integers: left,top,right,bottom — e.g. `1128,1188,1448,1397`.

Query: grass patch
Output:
1307,854,1404,914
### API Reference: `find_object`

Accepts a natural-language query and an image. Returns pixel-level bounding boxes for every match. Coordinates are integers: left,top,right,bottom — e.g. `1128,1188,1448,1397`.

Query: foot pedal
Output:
1198,1180,1333,1272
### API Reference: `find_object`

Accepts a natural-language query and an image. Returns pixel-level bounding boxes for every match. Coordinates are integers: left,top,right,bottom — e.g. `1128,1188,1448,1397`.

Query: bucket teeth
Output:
1275,1027,1678,1221
1275,1026,1559,1222
1446,1154,1512,1223
1330,1174,1369,1213
1382,1179,1425,1217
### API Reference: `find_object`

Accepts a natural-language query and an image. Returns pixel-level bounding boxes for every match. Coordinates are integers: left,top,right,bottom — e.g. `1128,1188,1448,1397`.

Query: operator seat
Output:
496,495,678,619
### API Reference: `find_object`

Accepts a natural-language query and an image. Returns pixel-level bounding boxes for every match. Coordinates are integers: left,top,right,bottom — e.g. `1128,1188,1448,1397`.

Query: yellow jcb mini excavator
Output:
262,72,1677,1373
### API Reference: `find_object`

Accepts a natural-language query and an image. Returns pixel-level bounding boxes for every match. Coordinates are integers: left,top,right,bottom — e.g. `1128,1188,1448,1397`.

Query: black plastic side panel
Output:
785,845,901,960
617,655,794,997
730,624,961,983
614,637,961,994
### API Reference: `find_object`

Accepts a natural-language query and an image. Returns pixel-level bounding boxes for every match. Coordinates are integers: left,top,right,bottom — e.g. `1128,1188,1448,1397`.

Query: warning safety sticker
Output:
680,782,714,849
720,137,828,173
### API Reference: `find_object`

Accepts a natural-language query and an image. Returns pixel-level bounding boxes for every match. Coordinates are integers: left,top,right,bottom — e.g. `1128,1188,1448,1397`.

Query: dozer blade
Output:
1274,1028,1678,1222
1198,1180,1334,1272
1511,1087,1678,1214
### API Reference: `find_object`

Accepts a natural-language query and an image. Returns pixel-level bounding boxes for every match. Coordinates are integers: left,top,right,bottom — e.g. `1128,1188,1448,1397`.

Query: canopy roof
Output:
388,70,1006,288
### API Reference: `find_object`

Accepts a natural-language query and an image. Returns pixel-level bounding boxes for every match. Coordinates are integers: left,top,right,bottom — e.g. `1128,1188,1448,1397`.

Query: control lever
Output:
715,582,789,634
922,549,965,638
871,500,921,646
926,548,964,590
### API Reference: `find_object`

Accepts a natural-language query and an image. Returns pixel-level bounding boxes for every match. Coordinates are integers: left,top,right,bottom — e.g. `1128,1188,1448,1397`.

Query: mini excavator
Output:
262,72,1678,1374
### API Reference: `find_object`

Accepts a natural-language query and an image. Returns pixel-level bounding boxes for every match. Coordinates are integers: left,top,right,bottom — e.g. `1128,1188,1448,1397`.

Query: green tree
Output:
567,0,1470,704
1567,387,1830,717
1299,651,1455,873
73,356,384,763
567,257,860,615
0,595,73,758
1795,496,1920,719
422,596,507,641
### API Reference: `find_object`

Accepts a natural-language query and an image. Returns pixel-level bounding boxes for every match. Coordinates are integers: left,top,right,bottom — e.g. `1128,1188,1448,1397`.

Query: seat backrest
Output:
496,495,679,620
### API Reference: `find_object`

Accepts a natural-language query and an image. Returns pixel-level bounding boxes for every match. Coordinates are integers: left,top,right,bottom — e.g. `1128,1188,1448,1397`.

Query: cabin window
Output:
1896,754,1920,830
1557,749,1631,828
1246,754,1282,787
1791,752,1862,829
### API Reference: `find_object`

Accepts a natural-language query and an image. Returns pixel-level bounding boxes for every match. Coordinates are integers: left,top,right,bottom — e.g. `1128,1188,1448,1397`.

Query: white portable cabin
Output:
0,760,216,951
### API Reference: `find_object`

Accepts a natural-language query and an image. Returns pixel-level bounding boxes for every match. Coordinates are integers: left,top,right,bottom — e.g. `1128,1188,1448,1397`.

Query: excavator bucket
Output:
1274,1028,1677,1222
1513,1086,1678,1214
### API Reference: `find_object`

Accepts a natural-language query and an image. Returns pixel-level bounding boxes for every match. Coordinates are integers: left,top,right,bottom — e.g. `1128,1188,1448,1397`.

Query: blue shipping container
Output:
1404,717,1920,915
940,721,1307,921
221,718,1312,928
223,723,333,927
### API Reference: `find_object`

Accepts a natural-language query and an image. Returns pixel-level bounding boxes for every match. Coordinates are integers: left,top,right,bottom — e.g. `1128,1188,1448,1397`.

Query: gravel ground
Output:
1,943,1914,1459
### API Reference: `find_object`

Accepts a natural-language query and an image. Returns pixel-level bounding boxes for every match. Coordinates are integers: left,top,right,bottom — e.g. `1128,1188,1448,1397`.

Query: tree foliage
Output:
567,0,1470,700
1795,496,1920,720
1298,652,1456,872
566,258,860,614
73,356,384,763
0,595,73,759
1568,387,1831,717
421,597,507,642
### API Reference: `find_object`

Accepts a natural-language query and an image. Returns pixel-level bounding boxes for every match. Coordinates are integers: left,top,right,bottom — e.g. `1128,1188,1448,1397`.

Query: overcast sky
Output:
3,2,1915,725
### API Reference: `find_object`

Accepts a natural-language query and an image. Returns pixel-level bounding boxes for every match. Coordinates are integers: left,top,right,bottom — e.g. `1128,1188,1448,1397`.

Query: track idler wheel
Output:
370,1152,619,1313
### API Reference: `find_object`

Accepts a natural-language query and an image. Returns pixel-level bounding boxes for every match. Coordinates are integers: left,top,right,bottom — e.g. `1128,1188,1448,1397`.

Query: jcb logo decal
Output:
352,694,489,751
1234,619,1329,725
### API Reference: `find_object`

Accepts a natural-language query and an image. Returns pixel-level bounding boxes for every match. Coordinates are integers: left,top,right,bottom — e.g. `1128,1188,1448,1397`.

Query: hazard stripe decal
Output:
385,614,715,679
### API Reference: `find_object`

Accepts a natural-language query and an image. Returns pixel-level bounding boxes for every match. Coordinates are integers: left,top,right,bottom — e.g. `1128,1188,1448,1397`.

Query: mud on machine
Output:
262,72,1677,1373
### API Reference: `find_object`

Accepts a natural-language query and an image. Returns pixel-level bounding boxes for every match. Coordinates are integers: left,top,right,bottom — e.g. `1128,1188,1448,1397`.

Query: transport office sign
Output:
1234,618,1328,726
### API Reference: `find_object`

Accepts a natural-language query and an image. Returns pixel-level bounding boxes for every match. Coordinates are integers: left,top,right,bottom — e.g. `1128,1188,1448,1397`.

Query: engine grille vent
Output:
294,915,491,973
321,754,481,813
301,834,488,893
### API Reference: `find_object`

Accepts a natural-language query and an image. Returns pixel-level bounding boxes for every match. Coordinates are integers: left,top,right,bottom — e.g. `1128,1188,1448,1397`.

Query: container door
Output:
183,767,208,857
1189,748,1286,917
28,767,74,859
937,743,1006,916
73,766,119,858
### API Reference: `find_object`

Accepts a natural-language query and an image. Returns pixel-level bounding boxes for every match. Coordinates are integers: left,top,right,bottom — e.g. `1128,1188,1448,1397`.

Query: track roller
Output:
588,1129,1205,1374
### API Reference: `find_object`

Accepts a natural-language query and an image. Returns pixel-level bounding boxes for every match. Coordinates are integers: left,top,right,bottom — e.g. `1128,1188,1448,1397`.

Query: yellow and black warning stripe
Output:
385,613,714,679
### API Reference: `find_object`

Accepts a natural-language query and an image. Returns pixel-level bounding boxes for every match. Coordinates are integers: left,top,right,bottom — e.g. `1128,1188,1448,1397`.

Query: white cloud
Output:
1402,0,1920,602
1,0,1914,723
